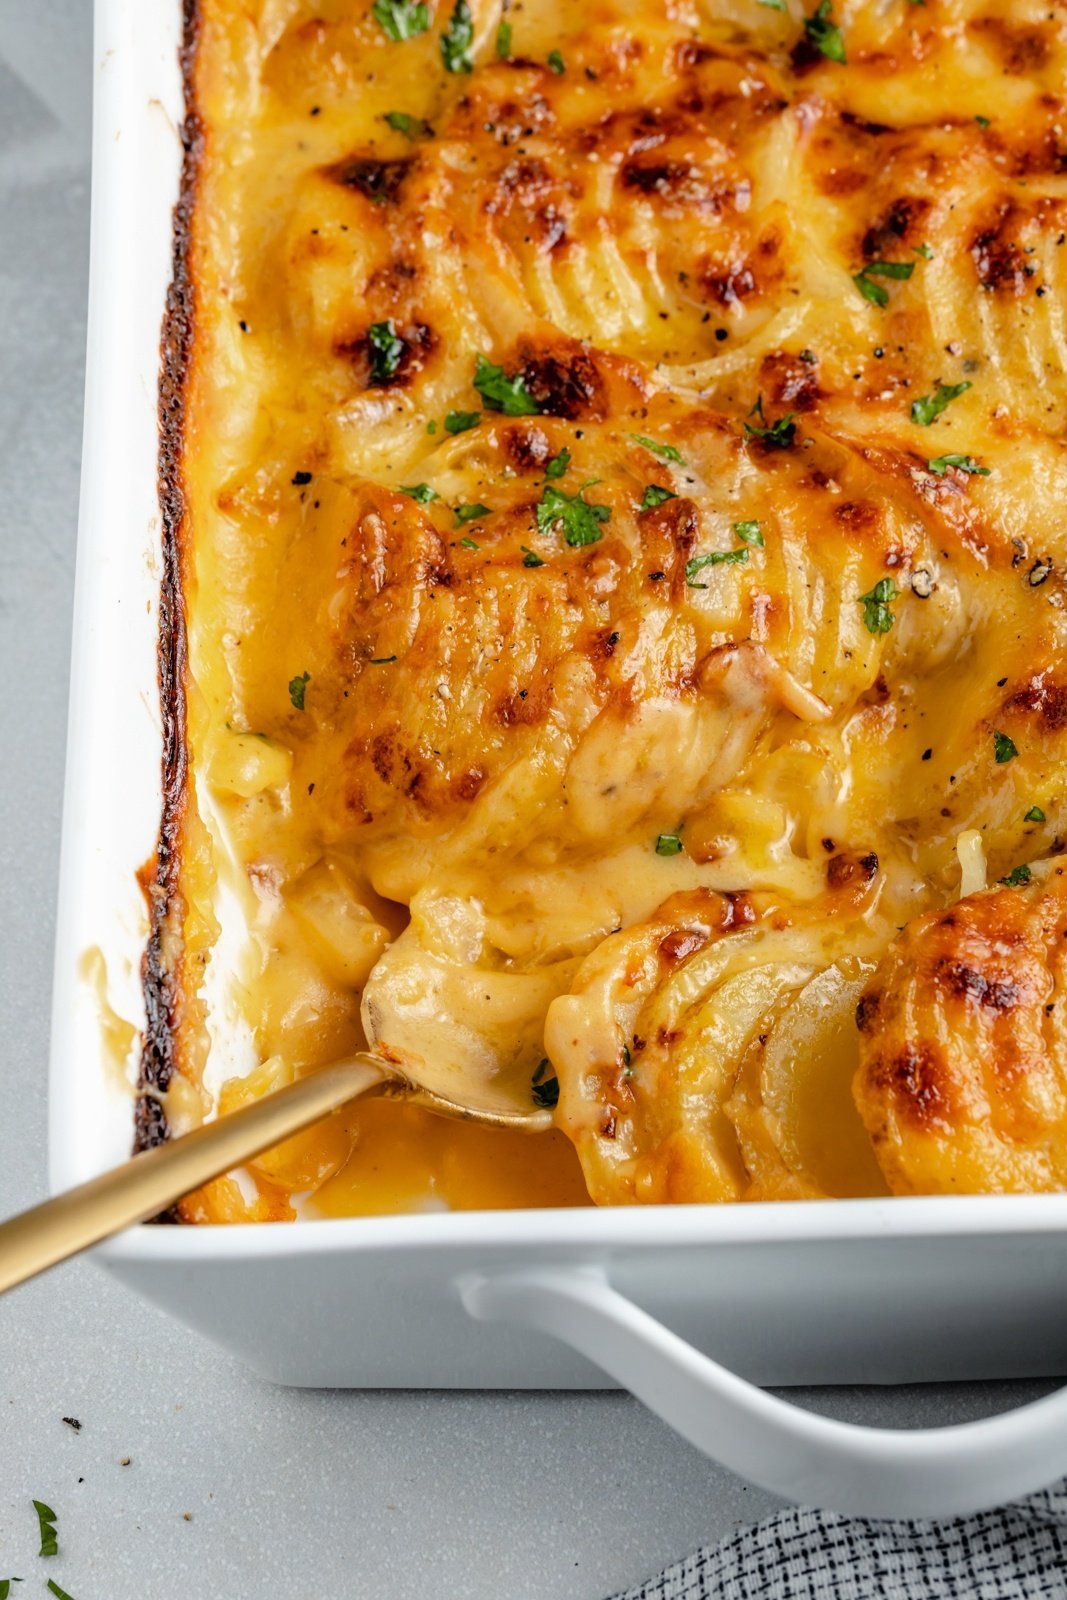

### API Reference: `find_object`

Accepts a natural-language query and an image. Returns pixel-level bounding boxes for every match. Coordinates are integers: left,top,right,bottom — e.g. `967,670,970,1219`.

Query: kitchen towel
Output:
609,1486,1067,1598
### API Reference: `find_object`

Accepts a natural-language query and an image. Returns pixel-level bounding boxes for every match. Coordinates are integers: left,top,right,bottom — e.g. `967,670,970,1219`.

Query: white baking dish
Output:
49,0,1067,1521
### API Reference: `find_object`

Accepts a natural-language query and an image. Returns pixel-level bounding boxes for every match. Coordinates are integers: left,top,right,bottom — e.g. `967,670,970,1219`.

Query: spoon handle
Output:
0,1055,388,1296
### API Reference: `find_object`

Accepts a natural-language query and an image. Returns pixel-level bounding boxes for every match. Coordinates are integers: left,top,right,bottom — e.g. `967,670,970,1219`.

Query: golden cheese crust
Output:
151,0,1067,1217
854,867,1067,1195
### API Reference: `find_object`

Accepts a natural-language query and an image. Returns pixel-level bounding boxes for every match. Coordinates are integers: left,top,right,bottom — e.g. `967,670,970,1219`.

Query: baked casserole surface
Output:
145,0,1067,1218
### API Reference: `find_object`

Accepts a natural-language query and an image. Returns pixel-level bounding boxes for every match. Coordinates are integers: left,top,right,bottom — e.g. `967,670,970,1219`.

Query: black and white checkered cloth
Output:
609,1488,1067,1598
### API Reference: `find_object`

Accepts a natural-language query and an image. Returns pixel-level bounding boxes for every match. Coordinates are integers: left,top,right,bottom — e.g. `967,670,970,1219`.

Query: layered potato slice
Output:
547,858,891,1205
855,864,1067,1196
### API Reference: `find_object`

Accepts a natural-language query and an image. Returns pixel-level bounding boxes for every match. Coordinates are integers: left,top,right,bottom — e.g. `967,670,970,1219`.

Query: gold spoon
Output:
0,1052,552,1295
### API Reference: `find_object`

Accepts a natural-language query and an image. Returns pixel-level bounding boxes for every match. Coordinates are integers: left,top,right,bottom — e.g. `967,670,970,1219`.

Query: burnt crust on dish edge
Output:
133,0,202,1191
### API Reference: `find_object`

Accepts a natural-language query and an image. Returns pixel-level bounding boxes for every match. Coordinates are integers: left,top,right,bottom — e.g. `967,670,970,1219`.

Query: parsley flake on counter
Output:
288,672,310,711
367,319,404,383
536,482,611,546
544,447,571,479
686,549,747,586
734,519,764,546
0,1581,22,1598
46,1584,75,1600
993,730,1018,764
495,20,512,57
804,0,846,62
445,409,481,434
911,381,971,426
743,395,796,448
853,259,914,308
629,432,685,465
454,503,490,526
401,482,438,502
1000,864,1032,888
640,484,676,512
858,577,899,634
33,1502,58,1559
441,0,474,72
547,49,565,73
473,353,541,415
1025,805,1046,822
927,453,990,476
521,545,545,567
531,1059,560,1108
372,0,429,41
655,832,683,856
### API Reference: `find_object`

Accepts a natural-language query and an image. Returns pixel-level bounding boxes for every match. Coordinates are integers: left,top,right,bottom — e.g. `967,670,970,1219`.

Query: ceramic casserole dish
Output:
49,0,1067,1520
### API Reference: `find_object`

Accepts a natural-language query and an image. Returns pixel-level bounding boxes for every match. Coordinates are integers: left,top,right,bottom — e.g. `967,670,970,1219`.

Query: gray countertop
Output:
0,5,1053,1596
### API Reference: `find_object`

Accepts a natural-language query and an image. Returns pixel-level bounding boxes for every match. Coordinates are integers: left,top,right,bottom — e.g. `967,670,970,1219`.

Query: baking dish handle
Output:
461,1265,1067,1518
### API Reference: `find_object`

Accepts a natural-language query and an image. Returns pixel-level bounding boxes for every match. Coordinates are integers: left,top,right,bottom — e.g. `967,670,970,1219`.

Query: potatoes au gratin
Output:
142,0,1067,1220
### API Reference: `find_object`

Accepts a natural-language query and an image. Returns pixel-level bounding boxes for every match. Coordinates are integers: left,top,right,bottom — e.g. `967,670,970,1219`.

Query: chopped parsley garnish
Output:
629,432,685,465
757,0,787,9
975,115,990,128
46,1584,75,1600
531,1059,559,1108
458,535,479,549
804,0,846,62
441,0,474,72
743,395,796,448
685,522,759,584
369,655,398,665
288,671,310,711
1000,864,1032,888
655,832,683,856
927,453,990,476
686,549,748,586
427,419,437,435
521,545,545,567
472,353,541,415
993,730,1018,764
914,242,935,260
1025,805,1046,822
853,259,915,308
367,319,404,383
454,503,490,525
911,381,971,426
547,49,565,73
496,20,512,57
544,447,571,479
858,577,899,634
444,409,481,434
371,0,430,41
33,1502,58,1559
401,482,438,502
384,110,430,139
536,482,611,546
640,484,676,512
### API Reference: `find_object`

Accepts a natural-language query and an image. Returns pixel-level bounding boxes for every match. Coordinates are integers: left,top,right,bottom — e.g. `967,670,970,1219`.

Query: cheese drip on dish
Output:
148,0,1067,1218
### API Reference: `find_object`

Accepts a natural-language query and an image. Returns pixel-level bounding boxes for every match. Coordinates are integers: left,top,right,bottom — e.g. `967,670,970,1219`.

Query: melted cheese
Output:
158,0,1067,1218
